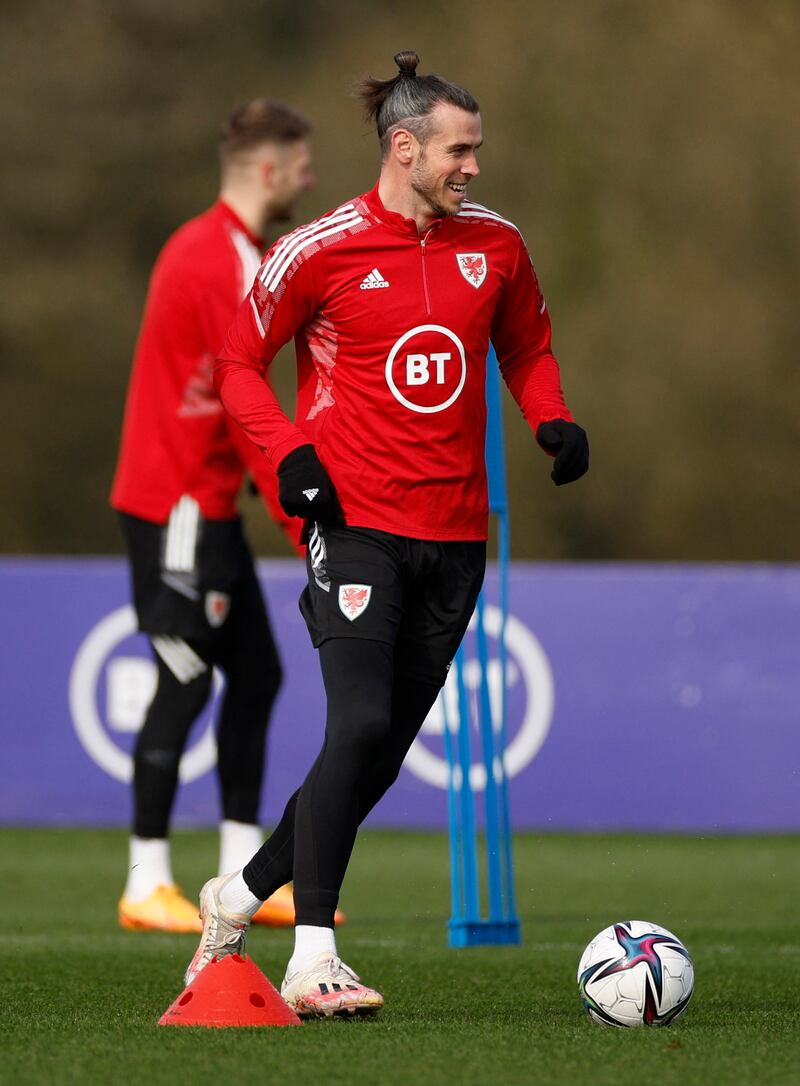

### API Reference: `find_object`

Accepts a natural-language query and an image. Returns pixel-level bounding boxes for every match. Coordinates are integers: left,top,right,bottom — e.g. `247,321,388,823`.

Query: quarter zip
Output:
420,228,434,316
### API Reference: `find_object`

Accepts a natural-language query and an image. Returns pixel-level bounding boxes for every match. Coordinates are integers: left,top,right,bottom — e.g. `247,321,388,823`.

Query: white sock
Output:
218,870,263,917
124,837,173,901
218,820,263,876
287,925,338,976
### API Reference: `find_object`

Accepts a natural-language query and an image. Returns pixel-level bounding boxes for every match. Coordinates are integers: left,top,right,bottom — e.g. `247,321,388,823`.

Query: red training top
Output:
110,200,291,534
215,184,574,541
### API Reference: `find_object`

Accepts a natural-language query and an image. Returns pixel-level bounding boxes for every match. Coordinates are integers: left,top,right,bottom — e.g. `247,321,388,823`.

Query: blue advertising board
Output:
1,559,797,831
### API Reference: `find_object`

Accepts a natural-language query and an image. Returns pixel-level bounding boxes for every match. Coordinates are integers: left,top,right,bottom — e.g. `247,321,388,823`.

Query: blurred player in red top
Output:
111,100,318,933
184,54,589,1015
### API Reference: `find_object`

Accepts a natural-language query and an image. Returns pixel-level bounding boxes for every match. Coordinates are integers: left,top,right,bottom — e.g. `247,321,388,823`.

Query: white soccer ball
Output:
577,920,694,1027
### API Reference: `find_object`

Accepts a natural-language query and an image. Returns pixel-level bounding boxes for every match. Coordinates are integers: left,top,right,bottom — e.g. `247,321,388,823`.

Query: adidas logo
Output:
360,268,390,290
303,488,319,502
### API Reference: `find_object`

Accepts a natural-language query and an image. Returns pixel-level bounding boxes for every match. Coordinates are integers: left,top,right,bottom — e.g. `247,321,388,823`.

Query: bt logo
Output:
386,324,466,413
406,352,453,386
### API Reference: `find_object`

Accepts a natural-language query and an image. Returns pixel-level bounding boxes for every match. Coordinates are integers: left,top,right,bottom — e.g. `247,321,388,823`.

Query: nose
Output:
305,169,317,190
462,153,480,179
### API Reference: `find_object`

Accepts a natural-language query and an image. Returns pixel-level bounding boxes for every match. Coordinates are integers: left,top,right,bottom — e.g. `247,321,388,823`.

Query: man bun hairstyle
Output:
359,51,479,156
219,98,311,163
394,50,419,78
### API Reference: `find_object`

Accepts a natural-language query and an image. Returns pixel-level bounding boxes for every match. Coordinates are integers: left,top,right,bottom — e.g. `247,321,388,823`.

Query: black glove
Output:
277,444,345,526
536,419,589,485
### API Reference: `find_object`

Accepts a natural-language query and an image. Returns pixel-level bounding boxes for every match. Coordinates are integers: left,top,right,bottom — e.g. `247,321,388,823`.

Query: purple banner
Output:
1,559,797,830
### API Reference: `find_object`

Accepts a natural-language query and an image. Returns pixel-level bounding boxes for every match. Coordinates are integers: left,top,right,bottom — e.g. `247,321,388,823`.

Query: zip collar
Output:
362,182,445,241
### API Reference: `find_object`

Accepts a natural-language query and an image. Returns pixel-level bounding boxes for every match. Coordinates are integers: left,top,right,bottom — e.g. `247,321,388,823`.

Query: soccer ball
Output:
577,920,694,1027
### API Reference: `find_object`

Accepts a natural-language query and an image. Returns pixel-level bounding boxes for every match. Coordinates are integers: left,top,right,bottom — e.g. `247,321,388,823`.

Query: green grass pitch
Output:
3,829,798,1085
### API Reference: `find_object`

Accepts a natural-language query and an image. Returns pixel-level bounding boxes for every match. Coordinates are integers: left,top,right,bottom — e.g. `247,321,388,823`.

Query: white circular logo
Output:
403,605,554,790
68,605,218,783
385,324,467,414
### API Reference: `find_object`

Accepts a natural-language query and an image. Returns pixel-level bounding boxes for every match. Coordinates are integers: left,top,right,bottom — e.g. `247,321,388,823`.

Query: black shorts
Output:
119,510,263,645
299,525,486,687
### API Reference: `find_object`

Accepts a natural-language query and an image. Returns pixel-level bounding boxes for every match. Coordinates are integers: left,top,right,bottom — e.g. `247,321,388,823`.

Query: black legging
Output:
243,638,440,925
133,587,282,839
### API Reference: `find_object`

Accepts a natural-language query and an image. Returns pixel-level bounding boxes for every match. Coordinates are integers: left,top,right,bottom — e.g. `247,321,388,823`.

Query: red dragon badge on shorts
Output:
338,584,372,621
456,252,487,289
205,590,231,628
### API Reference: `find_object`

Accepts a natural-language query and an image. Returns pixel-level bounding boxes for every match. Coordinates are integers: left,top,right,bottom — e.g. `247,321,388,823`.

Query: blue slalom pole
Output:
496,511,518,924
483,346,520,943
486,346,518,923
442,681,464,926
474,592,504,921
444,346,520,947
454,645,480,929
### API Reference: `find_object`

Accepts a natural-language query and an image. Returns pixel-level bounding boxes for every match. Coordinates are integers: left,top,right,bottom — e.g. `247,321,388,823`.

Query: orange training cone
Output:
158,954,302,1028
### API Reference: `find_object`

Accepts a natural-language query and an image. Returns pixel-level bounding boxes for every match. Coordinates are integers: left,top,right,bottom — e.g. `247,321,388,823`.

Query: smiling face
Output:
408,102,482,219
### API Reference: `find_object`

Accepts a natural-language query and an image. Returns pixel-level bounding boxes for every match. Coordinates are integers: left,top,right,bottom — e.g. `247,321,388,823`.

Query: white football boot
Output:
183,874,250,986
281,953,384,1018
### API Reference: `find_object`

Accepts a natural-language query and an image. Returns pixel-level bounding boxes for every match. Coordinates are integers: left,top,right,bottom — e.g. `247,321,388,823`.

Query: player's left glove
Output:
536,419,589,485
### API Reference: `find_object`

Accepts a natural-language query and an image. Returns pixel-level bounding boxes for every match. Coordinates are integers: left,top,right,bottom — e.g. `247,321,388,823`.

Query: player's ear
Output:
391,127,416,165
259,159,276,186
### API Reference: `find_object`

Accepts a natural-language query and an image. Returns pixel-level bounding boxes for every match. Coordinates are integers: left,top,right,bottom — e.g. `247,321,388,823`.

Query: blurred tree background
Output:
1,0,797,559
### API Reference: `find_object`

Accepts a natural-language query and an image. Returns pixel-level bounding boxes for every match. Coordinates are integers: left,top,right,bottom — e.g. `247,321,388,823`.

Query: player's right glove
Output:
277,444,345,526
536,419,590,485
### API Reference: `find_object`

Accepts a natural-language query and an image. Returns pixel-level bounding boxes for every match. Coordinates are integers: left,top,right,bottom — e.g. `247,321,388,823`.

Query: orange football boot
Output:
251,883,347,927
118,884,203,933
